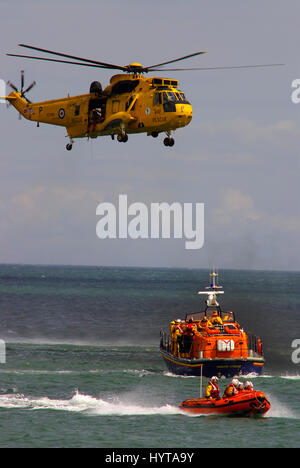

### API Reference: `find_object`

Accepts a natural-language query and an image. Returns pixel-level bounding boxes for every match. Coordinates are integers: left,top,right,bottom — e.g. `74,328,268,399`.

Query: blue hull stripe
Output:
161,351,264,377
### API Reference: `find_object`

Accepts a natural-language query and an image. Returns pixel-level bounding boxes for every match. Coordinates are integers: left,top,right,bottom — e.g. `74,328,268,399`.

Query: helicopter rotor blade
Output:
7,53,126,70
22,81,36,94
21,70,24,91
17,44,127,71
146,51,207,70
7,80,18,92
148,63,284,72
7,45,284,75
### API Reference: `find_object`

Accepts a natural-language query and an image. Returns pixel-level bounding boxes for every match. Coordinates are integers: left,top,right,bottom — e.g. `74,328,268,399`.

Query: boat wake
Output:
265,394,299,419
0,390,297,419
0,391,181,417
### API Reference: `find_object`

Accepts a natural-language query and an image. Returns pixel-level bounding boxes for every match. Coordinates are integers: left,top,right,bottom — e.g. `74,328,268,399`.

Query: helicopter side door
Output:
152,92,167,126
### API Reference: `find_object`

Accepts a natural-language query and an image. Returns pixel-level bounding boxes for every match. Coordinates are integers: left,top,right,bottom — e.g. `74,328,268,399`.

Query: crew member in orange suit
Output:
205,376,220,400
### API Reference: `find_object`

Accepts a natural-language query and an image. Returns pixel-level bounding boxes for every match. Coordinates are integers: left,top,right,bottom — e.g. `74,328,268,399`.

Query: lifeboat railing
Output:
246,331,263,357
160,329,171,353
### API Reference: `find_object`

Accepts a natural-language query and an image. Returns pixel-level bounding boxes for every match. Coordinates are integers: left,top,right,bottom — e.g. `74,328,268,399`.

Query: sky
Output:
0,0,299,271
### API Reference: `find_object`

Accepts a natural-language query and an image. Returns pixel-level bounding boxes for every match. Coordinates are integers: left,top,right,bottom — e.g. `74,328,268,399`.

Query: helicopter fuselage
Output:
7,73,193,149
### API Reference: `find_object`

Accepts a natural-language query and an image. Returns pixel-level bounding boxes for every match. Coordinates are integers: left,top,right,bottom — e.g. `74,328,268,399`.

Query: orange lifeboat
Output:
179,391,271,417
160,271,265,378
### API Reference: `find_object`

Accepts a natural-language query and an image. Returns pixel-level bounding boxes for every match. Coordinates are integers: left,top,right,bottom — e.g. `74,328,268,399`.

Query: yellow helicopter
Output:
3,44,283,150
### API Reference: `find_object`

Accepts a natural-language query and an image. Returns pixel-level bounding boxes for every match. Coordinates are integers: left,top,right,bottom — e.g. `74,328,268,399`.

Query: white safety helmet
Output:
211,376,218,382
232,378,239,387
245,381,253,389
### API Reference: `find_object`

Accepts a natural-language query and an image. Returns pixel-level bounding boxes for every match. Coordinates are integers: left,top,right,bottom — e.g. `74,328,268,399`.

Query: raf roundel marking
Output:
58,108,65,119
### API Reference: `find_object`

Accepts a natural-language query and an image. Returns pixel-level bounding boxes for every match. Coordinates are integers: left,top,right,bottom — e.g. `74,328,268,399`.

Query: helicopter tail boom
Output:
5,91,29,117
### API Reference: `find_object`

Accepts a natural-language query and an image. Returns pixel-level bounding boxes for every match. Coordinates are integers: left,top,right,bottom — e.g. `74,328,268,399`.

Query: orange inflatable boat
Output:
179,391,270,416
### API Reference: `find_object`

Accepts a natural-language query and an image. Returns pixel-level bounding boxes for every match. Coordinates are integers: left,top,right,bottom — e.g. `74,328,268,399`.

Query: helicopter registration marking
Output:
152,116,167,123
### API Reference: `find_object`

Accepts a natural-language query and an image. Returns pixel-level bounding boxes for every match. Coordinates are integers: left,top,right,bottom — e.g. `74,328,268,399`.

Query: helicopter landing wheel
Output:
66,143,73,151
117,133,128,143
151,131,159,138
163,137,175,147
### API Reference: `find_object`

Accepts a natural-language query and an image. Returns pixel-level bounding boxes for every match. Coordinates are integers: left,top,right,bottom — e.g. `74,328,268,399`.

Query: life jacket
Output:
211,315,223,325
258,339,262,356
244,385,253,392
224,383,238,397
200,319,213,328
186,323,195,335
175,326,184,340
207,381,220,398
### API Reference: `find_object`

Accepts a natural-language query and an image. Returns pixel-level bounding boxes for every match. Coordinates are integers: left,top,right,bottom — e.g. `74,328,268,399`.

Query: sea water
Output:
0,265,299,448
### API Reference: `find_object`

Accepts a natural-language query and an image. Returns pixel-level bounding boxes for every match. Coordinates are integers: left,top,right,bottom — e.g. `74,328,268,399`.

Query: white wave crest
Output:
265,393,299,419
0,391,182,416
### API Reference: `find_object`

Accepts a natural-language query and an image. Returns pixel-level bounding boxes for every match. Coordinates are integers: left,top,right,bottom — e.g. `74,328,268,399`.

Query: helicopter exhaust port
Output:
89,81,102,95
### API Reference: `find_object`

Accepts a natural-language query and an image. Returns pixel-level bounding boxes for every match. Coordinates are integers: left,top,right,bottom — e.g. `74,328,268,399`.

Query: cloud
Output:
2,185,103,236
212,189,261,226
198,119,300,147
211,188,300,233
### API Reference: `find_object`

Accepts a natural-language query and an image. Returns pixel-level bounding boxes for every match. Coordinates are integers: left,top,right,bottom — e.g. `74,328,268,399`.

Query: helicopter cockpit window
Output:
163,92,176,112
154,93,162,106
166,92,177,102
126,95,136,111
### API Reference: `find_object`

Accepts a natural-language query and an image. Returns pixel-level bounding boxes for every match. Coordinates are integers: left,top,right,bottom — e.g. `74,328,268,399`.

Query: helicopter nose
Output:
176,104,193,127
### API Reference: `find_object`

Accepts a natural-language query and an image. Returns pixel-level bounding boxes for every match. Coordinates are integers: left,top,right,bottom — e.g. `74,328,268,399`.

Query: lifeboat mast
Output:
198,270,224,314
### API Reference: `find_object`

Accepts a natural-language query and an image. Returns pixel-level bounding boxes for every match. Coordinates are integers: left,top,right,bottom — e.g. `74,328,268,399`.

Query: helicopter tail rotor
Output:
7,70,36,104
6,70,36,118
